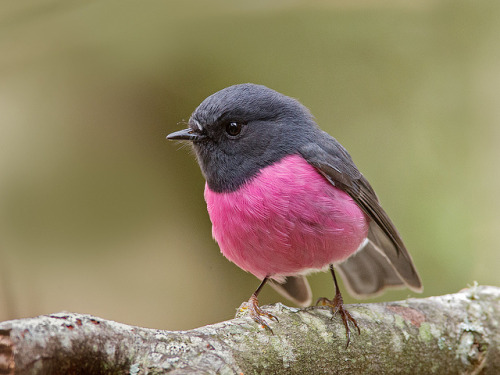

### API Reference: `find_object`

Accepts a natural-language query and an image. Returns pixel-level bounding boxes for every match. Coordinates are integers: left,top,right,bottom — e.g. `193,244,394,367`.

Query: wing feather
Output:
300,137,422,295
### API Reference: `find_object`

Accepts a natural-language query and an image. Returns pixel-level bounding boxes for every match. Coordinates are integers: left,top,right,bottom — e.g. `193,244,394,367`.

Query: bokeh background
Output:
1,0,499,330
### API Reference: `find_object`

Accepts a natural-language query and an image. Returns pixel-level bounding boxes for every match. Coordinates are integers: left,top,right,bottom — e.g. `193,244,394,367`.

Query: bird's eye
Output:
225,122,242,137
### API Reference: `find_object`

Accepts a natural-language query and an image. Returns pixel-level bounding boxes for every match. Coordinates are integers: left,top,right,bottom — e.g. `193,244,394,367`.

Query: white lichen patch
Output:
437,337,447,350
298,323,309,333
275,303,300,313
202,327,220,336
225,323,251,338
269,336,296,368
256,332,271,345
298,313,314,327
393,314,412,341
299,313,332,343
104,340,116,357
154,342,168,353
321,329,334,343
162,356,182,366
154,333,166,340
458,317,484,336
456,331,475,365
391,331,403,352
314,309,333,319
394,314,406,330
59,332,73,349
430,323,442,339
149,352,165,363
129,363,140,375
189,336,203,345
164,341,189,356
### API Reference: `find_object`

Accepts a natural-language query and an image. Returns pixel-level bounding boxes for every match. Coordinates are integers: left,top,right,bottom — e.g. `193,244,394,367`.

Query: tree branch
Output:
0,285,499,374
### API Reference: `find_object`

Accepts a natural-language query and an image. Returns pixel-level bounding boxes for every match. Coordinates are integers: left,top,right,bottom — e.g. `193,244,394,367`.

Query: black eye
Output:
225,122,242,136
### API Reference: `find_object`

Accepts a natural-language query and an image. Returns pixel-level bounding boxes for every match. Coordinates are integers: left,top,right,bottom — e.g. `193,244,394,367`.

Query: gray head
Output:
167,84,319,192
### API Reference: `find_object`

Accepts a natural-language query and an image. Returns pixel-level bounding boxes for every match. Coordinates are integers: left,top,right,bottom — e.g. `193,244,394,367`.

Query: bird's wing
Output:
299,135,422,296
336,231,408,297
268,275,312,307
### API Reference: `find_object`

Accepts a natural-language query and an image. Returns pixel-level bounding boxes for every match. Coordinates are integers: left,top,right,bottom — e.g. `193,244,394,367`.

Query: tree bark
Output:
0,285,498,374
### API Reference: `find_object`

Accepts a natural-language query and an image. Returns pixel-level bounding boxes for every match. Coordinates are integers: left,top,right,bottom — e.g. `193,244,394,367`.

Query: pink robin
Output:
167,83,422,346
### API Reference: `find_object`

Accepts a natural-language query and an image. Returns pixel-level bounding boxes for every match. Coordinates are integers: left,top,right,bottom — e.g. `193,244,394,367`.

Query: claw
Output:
316,293,360,348
239,295,278,333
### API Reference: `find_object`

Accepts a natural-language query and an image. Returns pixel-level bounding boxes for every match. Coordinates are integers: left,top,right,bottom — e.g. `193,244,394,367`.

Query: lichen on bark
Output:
0,285,499,374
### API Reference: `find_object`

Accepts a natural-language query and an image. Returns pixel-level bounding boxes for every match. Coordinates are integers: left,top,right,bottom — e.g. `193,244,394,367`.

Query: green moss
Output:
418,322,433,342
394,314,406,330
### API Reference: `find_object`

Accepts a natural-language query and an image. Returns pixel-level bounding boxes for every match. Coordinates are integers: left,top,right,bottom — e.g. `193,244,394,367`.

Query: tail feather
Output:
337,221,423,297
268,275,312,307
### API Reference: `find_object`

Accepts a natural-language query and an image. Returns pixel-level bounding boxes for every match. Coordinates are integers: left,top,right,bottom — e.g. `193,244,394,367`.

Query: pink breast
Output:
204,154,369,280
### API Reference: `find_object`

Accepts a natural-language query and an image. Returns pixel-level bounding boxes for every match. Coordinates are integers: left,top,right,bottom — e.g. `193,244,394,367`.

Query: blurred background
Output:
1,0,499,330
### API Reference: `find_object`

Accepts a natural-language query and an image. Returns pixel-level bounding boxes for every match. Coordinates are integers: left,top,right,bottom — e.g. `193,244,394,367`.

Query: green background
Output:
1,0,499,330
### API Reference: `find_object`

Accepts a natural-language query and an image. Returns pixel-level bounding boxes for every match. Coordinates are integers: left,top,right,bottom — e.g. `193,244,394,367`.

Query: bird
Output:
167,83,422,346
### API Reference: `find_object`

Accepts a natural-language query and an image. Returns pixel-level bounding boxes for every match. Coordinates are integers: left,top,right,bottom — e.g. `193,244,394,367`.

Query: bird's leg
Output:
239,276,278,333
316,265,360,347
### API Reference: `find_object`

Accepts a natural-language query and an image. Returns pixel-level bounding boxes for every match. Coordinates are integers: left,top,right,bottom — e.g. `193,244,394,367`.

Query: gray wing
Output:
299,134,422,296
268,275,312,307
336,225,409,297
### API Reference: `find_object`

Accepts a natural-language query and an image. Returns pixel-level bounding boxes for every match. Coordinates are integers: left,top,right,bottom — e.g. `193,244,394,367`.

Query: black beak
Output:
166,128,204,141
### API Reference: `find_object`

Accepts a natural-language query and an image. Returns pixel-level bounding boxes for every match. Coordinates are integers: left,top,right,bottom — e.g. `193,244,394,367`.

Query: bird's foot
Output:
239,295,278,333
316,293,360,347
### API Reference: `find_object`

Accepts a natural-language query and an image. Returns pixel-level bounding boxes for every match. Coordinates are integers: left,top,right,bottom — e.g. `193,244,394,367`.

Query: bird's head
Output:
167,83,318,192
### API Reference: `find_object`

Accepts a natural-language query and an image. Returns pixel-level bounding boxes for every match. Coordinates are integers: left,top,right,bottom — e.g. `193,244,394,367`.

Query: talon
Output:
317,292,360,348
239,295,277,333
317,266,362,347
315,297,329,307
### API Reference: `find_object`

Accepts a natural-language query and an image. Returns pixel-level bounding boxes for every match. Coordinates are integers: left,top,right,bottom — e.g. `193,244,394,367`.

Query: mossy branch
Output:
0,285,499,374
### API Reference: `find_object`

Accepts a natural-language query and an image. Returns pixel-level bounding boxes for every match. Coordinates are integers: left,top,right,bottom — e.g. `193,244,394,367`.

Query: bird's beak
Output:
166,128,204,141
